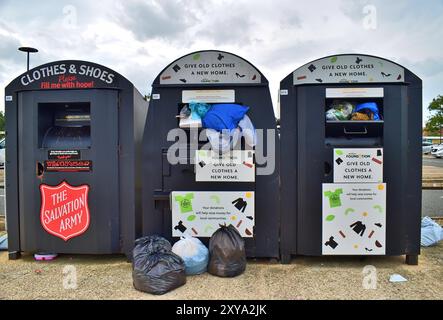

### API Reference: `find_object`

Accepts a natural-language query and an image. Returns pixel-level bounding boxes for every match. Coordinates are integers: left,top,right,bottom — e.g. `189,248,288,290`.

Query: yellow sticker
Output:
378,184,384,190
245,192,252,198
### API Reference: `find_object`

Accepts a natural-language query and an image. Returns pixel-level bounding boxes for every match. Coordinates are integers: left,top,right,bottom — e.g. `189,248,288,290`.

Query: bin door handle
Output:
344,127,368,135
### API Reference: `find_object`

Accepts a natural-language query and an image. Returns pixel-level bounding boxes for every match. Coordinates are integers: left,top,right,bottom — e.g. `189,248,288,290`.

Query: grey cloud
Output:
115,0,200,41
196,12,255,46
0,33,23,64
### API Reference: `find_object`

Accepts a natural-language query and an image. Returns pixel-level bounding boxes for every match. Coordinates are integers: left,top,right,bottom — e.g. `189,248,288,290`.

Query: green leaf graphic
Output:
193,53,201,60
187,215,196,221
330,57,337,63
335,150,343,155
325,214,335,221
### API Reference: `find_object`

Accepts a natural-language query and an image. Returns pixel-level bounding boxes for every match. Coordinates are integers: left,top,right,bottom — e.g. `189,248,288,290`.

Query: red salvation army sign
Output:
40,181,90,241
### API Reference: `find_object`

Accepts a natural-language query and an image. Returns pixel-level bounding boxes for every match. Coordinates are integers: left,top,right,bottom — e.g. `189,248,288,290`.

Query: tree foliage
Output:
425,95,443,134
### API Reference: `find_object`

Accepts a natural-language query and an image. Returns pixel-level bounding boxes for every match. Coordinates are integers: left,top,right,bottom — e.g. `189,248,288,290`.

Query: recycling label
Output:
195,150,255,182
322,183,386,255
171,191,255,237
334,148,383,183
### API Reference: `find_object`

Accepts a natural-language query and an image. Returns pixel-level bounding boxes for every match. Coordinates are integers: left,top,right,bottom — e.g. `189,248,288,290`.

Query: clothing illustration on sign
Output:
174,221,187,233
235,73,245,78
325,236,338,249
335,157,343,165
350,221,366,237
355,57,363,64
179,79,187,83
375,223,382,228
315,78,323,83
217,53,224,61
198,161,206,168
232,197,247,212
381,72,391,78
308,64,316,72
173,64,181,72
175,193,194,213
375,240,383,248
324,188,343,208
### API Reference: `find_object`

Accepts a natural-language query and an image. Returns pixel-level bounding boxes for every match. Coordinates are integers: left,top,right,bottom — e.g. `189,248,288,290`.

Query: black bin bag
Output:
132,235,186,295
208,225,246,277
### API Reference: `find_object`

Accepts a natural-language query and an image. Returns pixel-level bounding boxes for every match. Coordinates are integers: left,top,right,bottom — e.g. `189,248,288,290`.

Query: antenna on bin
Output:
18,47,39,71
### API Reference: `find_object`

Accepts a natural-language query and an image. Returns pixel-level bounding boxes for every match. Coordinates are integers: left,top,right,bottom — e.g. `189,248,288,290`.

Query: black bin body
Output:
279,54,422,264
142,50,280,258
5,60,148,258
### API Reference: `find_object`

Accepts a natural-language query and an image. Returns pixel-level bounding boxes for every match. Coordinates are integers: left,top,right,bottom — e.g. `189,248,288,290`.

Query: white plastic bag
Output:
172,235,209,275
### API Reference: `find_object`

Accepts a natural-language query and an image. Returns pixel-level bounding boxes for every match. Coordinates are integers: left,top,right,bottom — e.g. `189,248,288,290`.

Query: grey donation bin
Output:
279,54,422,264
5,60,148,259
142,50,280,258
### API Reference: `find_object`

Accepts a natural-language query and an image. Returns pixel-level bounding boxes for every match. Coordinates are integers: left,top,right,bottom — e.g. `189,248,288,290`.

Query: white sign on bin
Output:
322,183,386,255
333,148,383,183
171,191,255,237
195,150,255,182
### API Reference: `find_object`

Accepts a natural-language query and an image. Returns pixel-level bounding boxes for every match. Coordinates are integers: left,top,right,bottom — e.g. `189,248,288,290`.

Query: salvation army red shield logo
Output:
40,181,90,241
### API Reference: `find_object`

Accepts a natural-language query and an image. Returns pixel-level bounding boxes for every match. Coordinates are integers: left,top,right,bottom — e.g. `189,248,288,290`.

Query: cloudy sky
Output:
0,0,442,123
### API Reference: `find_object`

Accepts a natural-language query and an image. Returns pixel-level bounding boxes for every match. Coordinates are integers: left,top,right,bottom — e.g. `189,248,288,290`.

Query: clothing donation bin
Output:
5,60,148,259
279,54,422,264
142,50,280,258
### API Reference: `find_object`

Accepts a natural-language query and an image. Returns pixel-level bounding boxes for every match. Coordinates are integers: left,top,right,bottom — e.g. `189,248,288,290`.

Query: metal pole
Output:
27,52,30,71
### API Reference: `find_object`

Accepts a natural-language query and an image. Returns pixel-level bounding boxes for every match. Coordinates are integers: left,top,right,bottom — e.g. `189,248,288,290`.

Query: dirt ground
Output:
0,243,441,300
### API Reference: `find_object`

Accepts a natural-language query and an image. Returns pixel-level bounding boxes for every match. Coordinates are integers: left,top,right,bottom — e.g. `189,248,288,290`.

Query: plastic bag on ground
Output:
132,235,186,295
172,235,209,275
421,216,443,247
208,224,246,277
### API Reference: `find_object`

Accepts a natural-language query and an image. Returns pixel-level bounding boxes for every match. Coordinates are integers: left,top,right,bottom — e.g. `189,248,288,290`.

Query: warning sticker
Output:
44,160,92,172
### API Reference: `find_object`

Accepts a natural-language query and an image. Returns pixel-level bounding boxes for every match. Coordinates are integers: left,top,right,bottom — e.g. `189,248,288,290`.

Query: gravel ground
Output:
0,244,441,300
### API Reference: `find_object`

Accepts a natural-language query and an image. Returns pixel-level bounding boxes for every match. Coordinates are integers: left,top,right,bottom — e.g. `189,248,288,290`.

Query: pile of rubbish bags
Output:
325,100,381,121
421,216,443,247
178,102,257,153
132,225,247,295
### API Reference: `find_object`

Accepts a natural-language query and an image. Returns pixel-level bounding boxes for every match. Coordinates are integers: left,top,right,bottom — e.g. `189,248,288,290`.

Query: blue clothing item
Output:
189,102,211,120
354,102,381,120
202,104,250,131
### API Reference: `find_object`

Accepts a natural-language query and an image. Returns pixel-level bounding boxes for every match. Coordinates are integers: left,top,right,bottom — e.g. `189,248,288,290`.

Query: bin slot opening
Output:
176,102,248,148
38,102,91,149
325,97,384,139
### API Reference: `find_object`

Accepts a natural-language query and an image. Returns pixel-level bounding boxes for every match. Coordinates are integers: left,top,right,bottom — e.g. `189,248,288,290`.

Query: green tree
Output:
425,95,443,134
0,111,5,132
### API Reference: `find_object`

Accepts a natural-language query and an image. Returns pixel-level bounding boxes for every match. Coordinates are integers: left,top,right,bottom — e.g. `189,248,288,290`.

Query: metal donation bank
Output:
279,54,422,264
5,60,147,259
142,50,280,258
